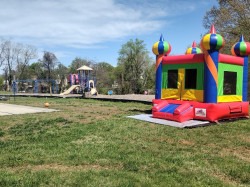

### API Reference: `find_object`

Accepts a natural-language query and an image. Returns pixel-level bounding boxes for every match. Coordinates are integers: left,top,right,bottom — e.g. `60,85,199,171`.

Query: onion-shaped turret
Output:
200,25,225,51
152,35,171,55
231,35,250,57
185,41,202,54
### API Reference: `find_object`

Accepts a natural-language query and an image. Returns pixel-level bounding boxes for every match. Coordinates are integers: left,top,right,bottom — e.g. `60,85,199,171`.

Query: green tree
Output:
93,62,115,94
203,0,250,99
68,57,93,73
29,62,45,79
117,38,153,94
203,0,250,52
143,63,155,94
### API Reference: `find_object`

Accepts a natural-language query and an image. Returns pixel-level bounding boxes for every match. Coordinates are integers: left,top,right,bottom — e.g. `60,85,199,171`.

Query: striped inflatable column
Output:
155,54,163,99
200,25,224,103
152,35,171,99
243,56,249,101
231,35,250,101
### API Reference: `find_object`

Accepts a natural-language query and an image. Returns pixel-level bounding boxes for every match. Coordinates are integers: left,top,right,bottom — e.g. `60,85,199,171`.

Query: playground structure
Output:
60,65,97,95
152,25,250,122
12,79,60,94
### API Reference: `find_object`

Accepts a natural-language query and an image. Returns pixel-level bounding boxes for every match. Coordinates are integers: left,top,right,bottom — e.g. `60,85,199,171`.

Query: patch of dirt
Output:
240,136,250,143
71,135,106,145
3,163,122,173
184,160,240,186
88,94,154,102
219,147,250,162
179,139,195,146
208,169,240,186
56,105,120,124
150,137,175,144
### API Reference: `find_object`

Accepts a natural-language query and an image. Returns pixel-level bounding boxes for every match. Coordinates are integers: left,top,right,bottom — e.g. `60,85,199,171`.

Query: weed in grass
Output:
0,129,4,137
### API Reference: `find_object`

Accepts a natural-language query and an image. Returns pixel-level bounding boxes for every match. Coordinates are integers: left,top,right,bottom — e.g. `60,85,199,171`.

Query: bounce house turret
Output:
185,41,202,54
231,35,250,101
200,25,225,103
152,35,171,99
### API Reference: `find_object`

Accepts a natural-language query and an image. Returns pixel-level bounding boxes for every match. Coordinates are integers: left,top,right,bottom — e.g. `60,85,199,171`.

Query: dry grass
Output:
3,163,122,173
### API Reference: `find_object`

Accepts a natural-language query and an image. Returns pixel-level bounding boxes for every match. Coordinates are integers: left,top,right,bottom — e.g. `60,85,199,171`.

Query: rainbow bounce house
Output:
152,25,250,123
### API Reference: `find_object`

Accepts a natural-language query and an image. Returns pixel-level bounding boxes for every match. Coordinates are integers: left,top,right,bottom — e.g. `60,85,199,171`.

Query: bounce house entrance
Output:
152,100,194,122
177,68,185,100
160,104,180,113
166,68,199,101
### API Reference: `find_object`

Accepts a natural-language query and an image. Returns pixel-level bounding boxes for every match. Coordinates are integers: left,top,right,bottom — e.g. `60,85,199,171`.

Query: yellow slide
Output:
90,87,98,95
60,85,80,95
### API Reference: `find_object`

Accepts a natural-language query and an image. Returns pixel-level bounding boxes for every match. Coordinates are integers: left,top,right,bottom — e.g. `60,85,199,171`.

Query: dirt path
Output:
0,93,155,103
87,94,154,102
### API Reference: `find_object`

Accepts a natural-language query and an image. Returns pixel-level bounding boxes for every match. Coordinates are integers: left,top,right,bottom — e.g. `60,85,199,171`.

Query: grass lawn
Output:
0,97,249,186
0,91,12,95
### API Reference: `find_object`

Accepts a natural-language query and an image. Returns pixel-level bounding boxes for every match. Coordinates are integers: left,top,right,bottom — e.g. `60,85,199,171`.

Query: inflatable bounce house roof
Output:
152,25,250,122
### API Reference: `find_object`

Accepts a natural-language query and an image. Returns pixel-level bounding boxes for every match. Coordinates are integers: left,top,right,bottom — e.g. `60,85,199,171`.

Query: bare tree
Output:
0,39,37,90
0,40,6,67
40,51,59,94
16,44,37,79
41,51,59,80
2,40,16,87
55,63,68,93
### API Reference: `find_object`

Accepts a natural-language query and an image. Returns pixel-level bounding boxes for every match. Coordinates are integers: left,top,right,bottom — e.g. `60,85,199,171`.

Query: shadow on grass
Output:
129,109,152,114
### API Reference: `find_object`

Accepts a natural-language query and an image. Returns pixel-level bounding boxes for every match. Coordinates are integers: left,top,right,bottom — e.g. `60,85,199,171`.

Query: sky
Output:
0,0,218,68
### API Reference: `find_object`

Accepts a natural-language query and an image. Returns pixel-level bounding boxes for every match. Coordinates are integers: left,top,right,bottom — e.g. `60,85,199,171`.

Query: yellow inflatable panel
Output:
181,89,203,102
218,95,242,102
162,89,179,99
162,89,203,102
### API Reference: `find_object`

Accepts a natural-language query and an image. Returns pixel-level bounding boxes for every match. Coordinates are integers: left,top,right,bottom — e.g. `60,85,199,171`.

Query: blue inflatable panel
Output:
160,104,180,114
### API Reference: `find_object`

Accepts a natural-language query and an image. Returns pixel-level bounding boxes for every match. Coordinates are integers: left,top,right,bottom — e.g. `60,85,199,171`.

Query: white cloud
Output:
0,0,200,48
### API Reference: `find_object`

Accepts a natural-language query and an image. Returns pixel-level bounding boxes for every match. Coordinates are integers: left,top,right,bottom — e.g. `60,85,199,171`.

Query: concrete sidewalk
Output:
0,103,59,116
